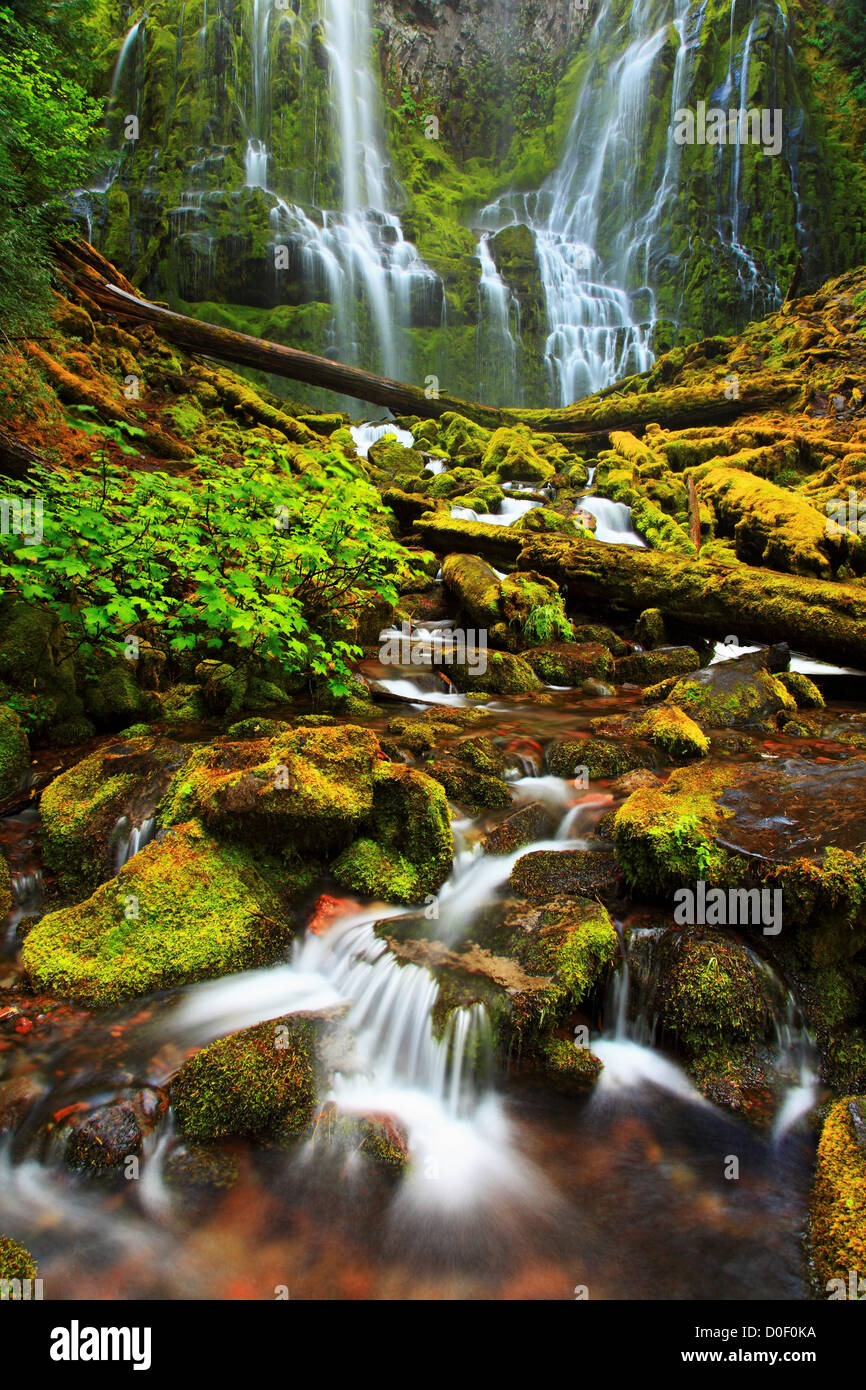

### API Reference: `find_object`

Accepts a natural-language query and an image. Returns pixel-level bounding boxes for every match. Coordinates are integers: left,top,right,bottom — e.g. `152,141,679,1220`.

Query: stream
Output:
0,682,826,1301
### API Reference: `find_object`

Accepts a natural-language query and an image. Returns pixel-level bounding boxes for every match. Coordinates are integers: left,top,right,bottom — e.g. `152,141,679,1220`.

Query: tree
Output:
0,4,103,334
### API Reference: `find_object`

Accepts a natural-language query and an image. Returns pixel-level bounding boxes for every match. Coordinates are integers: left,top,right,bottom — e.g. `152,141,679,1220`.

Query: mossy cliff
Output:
80,0,866,406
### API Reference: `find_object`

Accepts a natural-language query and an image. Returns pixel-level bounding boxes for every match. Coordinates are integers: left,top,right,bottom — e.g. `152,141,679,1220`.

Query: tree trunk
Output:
0,428,46,481
517,534,866,668
52,240,798,435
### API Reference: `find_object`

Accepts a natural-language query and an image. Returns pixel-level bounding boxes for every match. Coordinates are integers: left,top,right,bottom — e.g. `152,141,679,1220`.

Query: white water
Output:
451,497,541,528
710,639,864,677
259,0,441,380
111,815,157,873
475,233,521,406
350,422,415,457
168,911,546,1213
577,495,647,546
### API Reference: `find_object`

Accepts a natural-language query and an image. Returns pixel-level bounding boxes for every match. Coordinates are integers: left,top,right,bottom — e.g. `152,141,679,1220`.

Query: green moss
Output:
424,758,512,811
612,763,742,895
22,822,293,1006
545,737,652,780
0,704,28,800
777,671,825,709
633,704,710,760
171,1016,316,1142
448,649,543,695
810,1099,866,1291
667,667,796,730
41,737,182,896
536,1036,603,1090
84,663,145,729
331,838,421,901
524,642,613,685
614,648,700,684
652,929,771,1062
0,1236,37,1288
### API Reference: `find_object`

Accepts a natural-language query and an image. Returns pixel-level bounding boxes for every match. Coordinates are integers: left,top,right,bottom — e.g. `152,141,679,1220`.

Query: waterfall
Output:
477,0,670,405
475,0,804,404
475,234,522,406
239,0,442,381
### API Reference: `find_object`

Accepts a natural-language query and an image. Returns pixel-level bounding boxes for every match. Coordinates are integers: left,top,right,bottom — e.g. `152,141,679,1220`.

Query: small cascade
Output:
110,815,158,873
451,497,541,528
349,422,415,457
576,495,647,547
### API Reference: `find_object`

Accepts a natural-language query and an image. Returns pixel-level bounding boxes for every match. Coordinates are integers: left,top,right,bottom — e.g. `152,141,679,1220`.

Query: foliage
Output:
0,4,104,334
0,445,404,697
521,600,572,645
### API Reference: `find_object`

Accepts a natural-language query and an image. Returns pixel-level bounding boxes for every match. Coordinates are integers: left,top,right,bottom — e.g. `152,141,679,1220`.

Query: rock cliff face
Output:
83,0,866,407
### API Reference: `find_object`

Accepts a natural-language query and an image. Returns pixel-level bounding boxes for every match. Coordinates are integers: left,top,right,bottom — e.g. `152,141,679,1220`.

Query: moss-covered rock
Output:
509,849,622,901
634,608,668,649
571,623,629,656
0,1236,37,1288
777,671,825,710
481,801,555,854
440,552,502,626
632,704,710,760
447,649,543,695
481,427,556,483
84,662,146,730
171,1016,317,1142
0,851,11,920
667,661,796,730
424,758,512,811
41,737,186,896
22,822,293,1006
524,641,614,685
649,929,773,1064
810,1098,866,1293
335,762,454,901
614,647,700,685
545,737,652,780
534,1036,603,1091
0,704,29,801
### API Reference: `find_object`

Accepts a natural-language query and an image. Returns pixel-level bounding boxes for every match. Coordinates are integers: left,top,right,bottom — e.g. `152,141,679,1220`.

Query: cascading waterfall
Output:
252,0,441,380
475,234,522,406
475,0,804,405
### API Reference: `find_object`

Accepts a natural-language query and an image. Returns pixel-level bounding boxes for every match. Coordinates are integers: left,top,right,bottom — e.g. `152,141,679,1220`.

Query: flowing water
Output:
474,0,805,404
0,685,827,1299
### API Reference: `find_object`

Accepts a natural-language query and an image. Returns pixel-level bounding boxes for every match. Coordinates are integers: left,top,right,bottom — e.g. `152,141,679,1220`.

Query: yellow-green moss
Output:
0,704,29,801
21,822,293,1006
171,1016,316,1142
633,704,710,760
810,1099,866,1291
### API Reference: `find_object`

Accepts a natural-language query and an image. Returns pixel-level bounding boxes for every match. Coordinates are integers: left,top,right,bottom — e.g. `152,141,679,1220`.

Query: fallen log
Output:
23,343,195,464
518,534,866,668
0,428,47,481
52,240,799,436
412,513,526,566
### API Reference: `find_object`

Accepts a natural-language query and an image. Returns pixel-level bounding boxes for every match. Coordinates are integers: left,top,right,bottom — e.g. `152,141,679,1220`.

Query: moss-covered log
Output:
54,241,796,435
517,534,866,667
